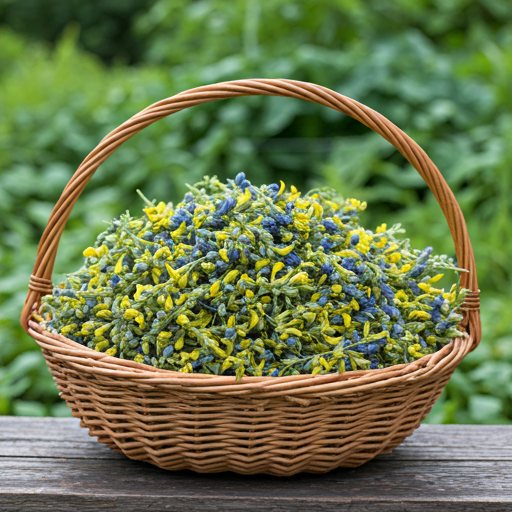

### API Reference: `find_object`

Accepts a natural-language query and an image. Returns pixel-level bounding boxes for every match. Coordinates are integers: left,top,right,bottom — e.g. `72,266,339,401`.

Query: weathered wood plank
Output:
0,417,511,511
0,458,511,511
1,417,511,461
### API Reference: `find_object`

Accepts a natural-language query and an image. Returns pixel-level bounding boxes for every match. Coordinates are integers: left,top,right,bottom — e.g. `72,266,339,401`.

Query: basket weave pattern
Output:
21,79,481,476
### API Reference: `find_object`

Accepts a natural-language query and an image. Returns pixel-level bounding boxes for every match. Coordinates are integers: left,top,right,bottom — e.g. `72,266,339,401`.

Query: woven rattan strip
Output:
20,79,481,475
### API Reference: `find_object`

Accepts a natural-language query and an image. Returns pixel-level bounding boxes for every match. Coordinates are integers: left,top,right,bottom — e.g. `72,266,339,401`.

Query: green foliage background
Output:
0,0,511,421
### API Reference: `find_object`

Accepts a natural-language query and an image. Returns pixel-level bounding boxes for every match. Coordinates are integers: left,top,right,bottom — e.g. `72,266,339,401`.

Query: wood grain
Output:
0,417,511,511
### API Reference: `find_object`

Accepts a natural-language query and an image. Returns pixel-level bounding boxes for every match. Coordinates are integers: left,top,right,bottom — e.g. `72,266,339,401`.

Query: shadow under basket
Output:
21,79,481,476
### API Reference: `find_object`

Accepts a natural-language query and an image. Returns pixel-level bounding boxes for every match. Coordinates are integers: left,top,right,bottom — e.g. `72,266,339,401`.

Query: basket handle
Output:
21,79,481,346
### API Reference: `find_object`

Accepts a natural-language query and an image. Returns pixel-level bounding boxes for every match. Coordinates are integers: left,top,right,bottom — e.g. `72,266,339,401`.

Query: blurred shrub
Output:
0,0,152,64
0,1,511,421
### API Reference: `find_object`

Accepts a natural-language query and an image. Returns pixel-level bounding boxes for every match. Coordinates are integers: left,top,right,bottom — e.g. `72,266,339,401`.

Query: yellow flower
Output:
176,314,189,326
272,244,295,256
237,187,252,206
114,254,125,274
271,262,285,282
374,237,387,248
248,310,259,330
224,270,240,284
429,274,444,283
83,247,97,258
408,311,431,321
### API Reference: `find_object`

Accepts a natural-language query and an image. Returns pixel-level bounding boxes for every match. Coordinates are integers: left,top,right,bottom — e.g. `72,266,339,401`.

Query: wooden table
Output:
0,417,510,511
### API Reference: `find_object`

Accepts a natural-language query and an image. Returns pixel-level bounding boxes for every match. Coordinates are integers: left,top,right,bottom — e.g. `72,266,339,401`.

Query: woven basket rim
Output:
29,317,473,396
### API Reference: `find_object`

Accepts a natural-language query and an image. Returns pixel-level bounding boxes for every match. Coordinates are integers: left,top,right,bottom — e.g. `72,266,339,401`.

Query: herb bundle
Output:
40,175,467,378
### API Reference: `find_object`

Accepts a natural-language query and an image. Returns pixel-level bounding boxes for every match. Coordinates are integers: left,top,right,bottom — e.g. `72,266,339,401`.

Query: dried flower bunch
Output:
40,174,467,379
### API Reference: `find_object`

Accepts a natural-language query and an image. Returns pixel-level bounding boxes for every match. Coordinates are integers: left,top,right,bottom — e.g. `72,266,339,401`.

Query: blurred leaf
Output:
468,395,503,423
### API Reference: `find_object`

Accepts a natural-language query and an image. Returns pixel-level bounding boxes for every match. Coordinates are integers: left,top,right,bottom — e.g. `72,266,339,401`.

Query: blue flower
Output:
261,217,279,235
354,313,371,323
331,315,342,325
353,331,361,342
367,343,379,356
321,262,334,275
110,274,121,286
240,179,252,191
215,260,228,274
286,337,297,347
184,192,194,203
228,249,240,262
418,246,433,262
238,235,252,245
343,284,363,298
285,202,294,213
172,208,193,226
197,239,216,254
318,296,328,307
264,350,275,362
184,202,196,214
392,323,404,337
409,264,427,278
382,305,401,318
322,219,338,233
433,295,445,308
162,345,174,358
380,283,395,302
175,257,189,268
329,271,341,283
204,217,226,230
276,214,293,226
258,267,271,277
191,360,203,370
271,369,280,377
225,327,236,339
341,258,356,272
437,321,449,331
267,183,280,197
320,237,334,253
370,360,379,370
235,172,246,186
350,234,360,246
284,251,302,268
408,280,422,296
344,358,353,371
216,197,237,215
430,309,441,322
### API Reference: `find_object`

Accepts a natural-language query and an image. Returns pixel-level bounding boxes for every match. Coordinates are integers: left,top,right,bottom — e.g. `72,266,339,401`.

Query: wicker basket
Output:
21,79,481,476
